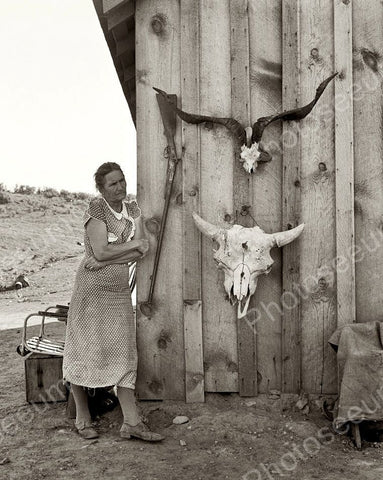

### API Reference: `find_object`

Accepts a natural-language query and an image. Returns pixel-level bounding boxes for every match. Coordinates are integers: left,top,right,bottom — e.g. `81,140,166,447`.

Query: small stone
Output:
0,457,10,465
180,440,187,446
80,440,98,448
173,416,189,425
245,400,257,408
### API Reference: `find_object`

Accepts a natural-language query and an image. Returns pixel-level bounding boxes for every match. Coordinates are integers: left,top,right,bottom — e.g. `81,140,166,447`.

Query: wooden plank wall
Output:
282,0,303,394
249,0,283,394
136,0,184,400
299,0,337,394
199,0,237,393
180,0,204,403
135,0,380,399
353,0,383,324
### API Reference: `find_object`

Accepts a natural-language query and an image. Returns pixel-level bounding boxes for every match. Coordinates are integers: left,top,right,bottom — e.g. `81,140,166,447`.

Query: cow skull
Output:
193,212,304,318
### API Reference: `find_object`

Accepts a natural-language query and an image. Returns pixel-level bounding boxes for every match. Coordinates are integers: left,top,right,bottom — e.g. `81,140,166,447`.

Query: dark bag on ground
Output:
67,386,119,419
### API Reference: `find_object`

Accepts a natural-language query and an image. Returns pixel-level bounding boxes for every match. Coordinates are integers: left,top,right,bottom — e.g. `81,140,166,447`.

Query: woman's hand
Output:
128,238,149,255
135,238,150,256
84,256,105,271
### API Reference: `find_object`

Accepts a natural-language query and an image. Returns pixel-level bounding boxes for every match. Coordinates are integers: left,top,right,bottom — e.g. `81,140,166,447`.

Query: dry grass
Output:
0,191,88,287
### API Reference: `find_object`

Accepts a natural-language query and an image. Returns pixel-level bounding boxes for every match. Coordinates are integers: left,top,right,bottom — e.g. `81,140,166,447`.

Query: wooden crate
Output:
25,353,67,403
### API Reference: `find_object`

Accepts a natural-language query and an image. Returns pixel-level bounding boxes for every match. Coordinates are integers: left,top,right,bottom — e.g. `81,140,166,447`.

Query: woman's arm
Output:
84,249,142,270
86,218,149,262
133,215,146,240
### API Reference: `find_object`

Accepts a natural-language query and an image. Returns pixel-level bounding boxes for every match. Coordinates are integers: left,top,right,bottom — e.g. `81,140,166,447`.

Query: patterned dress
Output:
63,196,141,389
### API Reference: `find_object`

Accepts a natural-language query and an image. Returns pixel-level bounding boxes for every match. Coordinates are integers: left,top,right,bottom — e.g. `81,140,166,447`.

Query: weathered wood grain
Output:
353,0,383,323
334,0,355,328
200,0,238,393
248,0,283,394
136,0,184,399
180,0,204,403
184,301,204,402
230,0,257,397
281,0,302,394
300,0,337,394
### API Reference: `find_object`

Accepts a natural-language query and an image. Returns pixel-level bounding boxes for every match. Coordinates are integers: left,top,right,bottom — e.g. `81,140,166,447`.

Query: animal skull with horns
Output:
154,72,337,173
193,212,304,318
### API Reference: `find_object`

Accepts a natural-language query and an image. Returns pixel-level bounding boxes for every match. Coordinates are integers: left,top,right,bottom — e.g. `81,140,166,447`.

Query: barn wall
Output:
135,0,379,400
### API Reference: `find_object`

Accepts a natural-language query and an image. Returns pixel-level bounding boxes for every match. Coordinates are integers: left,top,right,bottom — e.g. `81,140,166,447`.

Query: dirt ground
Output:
1,195,383,480
1,265,383,479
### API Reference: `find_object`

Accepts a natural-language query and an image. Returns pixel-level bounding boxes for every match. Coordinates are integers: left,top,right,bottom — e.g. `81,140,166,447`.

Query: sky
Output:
0,0,136,195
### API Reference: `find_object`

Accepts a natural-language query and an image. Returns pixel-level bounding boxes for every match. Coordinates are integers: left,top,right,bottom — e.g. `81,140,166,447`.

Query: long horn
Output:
153,87,246,145
192,212,223,240
251,72,338,143
272,223,305,247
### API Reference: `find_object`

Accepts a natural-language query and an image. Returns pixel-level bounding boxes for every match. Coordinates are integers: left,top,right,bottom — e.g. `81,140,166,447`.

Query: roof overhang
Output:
92,0,136,125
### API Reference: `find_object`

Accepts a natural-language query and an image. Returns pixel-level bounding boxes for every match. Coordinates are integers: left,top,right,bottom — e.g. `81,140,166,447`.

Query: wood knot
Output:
176,192,183,205
145,218,160,234
361,48,379,73
318,162,327,171
224,213,232,222
241,205,251,216
148,380,163,394
342,0,350,4
157,330,171,350
294,179,301,187
310,48,319,59
151,14,166,35
228,361,237,372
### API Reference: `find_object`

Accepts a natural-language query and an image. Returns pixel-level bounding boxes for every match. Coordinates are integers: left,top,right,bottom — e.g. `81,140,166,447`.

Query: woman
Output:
63,162,163,442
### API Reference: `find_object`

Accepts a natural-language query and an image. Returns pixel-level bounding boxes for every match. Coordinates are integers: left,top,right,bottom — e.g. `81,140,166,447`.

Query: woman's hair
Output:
94,162,124,192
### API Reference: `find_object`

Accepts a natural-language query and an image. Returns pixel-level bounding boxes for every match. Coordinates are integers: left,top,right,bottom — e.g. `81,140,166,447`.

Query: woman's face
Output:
100,169,127,204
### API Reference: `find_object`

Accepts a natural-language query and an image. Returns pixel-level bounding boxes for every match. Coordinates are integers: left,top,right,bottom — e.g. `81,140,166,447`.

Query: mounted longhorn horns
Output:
154,72,337,174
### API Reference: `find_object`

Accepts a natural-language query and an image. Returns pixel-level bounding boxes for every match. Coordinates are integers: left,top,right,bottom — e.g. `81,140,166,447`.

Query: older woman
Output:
63,162,163,441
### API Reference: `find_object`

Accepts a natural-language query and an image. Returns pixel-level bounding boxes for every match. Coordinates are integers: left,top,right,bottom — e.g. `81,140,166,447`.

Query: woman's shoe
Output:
75,420,99,440
120,422,164,442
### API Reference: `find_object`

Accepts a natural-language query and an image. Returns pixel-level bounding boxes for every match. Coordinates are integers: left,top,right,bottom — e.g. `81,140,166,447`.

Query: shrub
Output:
14,185,36,195
72,191,91,201
0,192,11,204
0,183,8,192
41,187,59,198
59,189,72,201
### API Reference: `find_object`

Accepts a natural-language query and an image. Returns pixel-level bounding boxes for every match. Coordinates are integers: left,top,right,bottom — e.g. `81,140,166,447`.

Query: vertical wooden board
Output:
230,0,257,397
300,0,337,394
181,0,201,301
281,0,302,394
248,0,283,394
353,1,383,323
334,0,355,328
200,0,238,392
136,0,185,400
184,301,204,402
180,0,204,402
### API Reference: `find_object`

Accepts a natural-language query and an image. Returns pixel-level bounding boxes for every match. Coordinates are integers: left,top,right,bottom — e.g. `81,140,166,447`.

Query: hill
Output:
0,190,89,328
